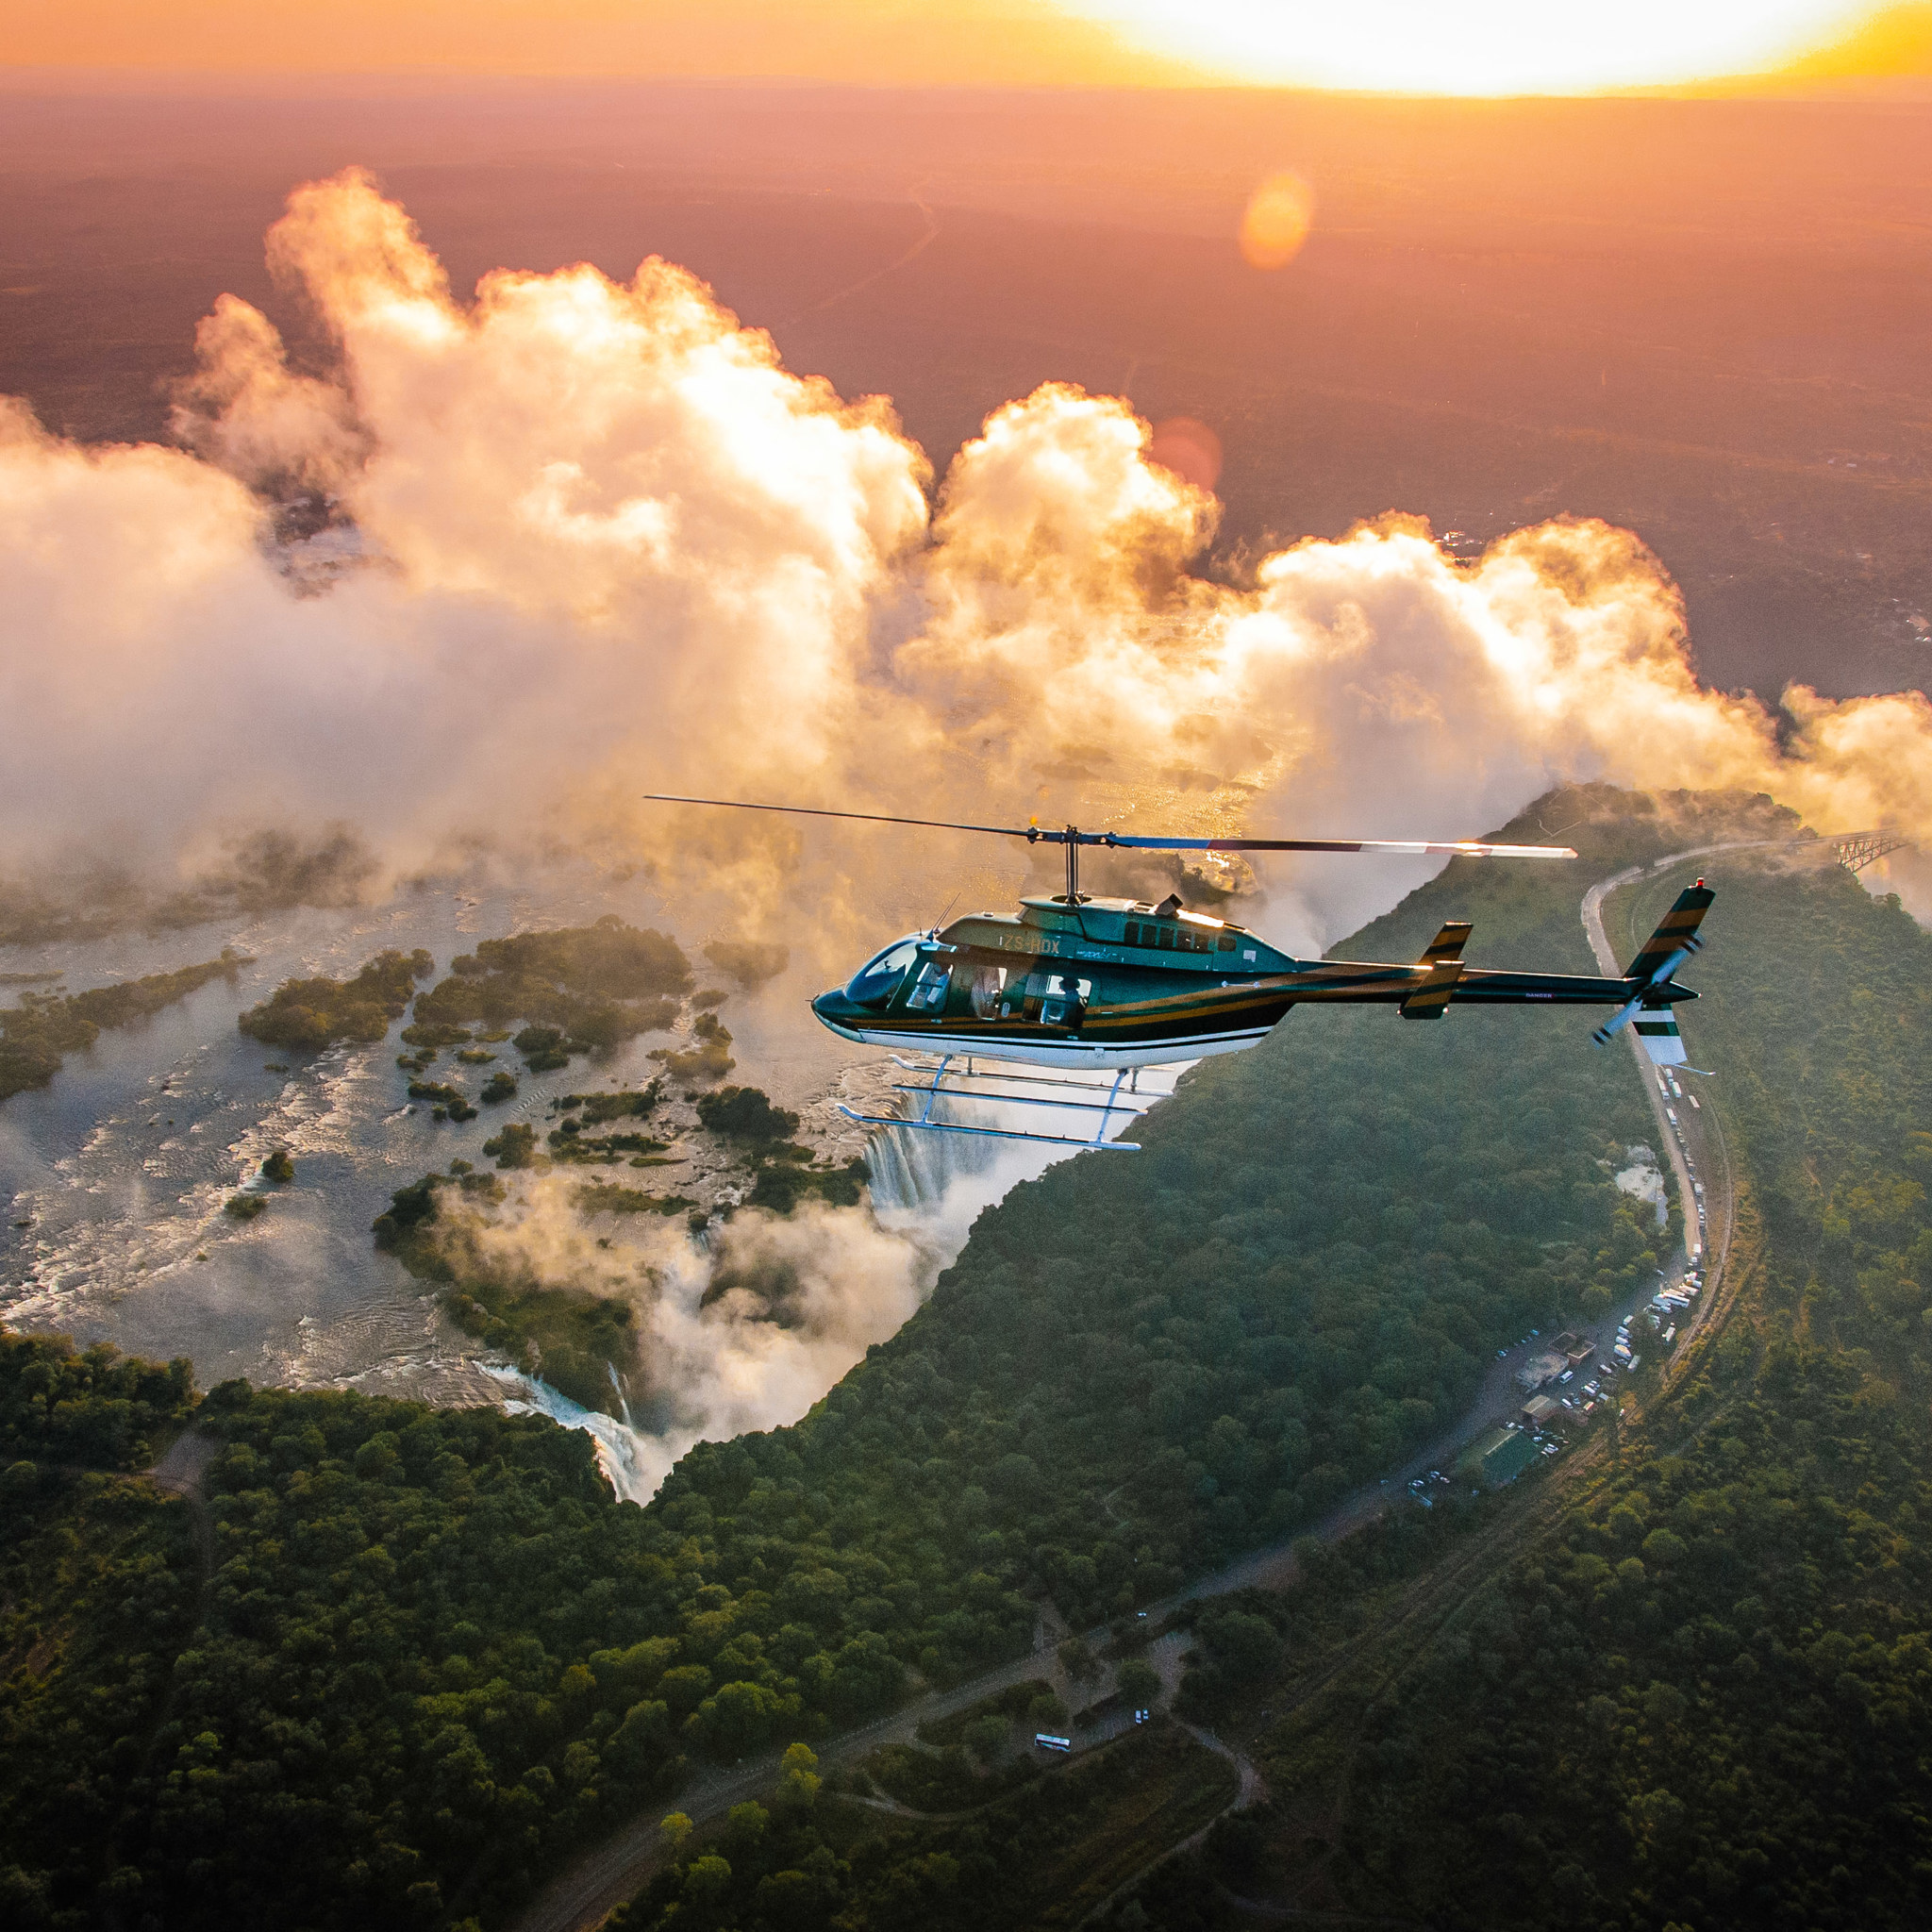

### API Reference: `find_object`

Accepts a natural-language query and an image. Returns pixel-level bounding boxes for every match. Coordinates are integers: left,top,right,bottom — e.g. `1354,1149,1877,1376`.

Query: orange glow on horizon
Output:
1061,1,1882,94
3,0,1930,93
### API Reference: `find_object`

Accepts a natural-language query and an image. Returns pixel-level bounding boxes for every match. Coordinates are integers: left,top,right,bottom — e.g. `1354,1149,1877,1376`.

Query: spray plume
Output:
7,166,1930,1482
2,165,1924,954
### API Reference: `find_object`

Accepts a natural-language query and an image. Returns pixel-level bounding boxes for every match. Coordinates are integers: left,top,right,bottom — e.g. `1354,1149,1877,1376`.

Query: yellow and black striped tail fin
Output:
1402,920,1471,1020
1623,881,1716,986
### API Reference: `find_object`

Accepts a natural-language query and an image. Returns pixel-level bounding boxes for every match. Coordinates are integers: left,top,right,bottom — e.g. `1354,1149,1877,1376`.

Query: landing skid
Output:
835,1053,1158,1152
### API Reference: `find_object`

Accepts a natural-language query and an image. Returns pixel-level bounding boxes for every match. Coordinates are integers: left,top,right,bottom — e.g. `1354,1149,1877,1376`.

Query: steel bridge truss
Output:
1826,829,1912,874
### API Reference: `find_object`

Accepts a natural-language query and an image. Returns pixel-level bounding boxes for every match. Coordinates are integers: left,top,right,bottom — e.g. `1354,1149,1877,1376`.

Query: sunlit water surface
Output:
0,880,1155,1494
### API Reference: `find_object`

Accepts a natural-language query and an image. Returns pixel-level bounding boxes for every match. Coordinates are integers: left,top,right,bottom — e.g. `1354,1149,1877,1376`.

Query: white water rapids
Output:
0,878,1169,1501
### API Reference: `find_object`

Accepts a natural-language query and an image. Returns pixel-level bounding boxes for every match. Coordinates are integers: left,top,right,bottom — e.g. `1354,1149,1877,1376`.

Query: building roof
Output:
1460,1426,1542,1489
1515,1353,1566,1391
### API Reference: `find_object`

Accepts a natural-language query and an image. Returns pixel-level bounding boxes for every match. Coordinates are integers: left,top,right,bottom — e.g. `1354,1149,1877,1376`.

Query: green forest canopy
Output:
237,948,432,1054
1160,842,1932,1932
3,785,1890,1932
410,918,691,1070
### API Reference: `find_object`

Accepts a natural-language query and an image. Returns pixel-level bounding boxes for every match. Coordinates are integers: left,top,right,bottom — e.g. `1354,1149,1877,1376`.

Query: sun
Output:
1059,0,1871,94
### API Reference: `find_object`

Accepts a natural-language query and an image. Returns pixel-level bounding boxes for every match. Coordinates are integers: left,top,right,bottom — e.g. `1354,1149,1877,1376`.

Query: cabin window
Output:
1217,932,1237,952
1039,974,1092,1027
968,964,1006,1018
844,939,922,1009
906,961,951,1012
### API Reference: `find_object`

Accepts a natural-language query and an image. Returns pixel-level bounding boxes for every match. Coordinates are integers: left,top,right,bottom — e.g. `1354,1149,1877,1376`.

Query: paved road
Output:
1583,845,1748,1374
512,849,1748,1932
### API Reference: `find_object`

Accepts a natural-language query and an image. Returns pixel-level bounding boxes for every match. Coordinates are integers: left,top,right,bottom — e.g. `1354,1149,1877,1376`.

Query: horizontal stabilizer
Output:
1632,1009,1689,1066
1624,882,1716,986
1401,920,1471,1020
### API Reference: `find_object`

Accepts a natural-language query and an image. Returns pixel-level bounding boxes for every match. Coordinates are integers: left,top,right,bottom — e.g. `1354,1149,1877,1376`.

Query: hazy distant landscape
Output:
7,83,1932,698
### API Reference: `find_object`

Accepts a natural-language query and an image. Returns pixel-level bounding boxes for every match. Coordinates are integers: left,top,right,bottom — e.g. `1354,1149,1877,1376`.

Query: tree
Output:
1058,1635,1100,1680
682,1854,732,1900
776,1742,821,1812
695,1086,800,1144
1117,1658,1162,1706
962,1714,1009,1765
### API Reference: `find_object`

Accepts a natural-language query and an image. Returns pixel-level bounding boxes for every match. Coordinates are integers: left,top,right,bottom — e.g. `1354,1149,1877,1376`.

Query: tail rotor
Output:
1592,880,1716,1065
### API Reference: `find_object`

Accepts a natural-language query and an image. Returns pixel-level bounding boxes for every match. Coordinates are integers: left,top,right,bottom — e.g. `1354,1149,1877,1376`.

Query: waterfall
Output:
863,1109,1003,1211
607,1358,639,1429
479,1362,657,1505
861,1062,1177,1211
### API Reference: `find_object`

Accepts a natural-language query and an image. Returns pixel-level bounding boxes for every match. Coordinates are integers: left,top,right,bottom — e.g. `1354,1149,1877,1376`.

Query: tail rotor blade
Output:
1592,995,1643,1048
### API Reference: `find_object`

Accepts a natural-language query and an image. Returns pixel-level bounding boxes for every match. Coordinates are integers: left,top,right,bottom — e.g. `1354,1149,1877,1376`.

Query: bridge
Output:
1823,829,1913,874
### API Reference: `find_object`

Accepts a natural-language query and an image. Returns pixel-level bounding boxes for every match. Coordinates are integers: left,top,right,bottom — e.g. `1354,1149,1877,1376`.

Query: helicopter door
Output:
967,964,1006,1018
904,960,952,1013
1035,973,1092,1028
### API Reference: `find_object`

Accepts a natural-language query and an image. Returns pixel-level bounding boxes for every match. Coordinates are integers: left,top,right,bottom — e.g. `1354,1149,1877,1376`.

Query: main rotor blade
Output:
641,794,1035,841
1103,834,1578,859
642,795,1576,858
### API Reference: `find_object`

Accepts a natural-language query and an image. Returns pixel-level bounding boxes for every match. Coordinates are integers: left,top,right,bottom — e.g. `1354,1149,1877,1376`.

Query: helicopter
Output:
644,794,1714,1153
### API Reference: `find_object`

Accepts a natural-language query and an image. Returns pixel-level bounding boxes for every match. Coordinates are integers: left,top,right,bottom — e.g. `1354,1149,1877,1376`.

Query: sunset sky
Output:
8,0,1932,93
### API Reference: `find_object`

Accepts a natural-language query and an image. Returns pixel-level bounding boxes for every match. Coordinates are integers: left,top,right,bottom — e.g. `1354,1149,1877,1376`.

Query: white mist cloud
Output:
7,164,1928,947
436,1170,968,1495
9,166,1929,1492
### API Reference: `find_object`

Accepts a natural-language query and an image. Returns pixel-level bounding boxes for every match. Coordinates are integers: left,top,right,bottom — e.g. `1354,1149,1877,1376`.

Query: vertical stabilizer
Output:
1624,882,1716,985
1401,920,1471,1019
1633,1009,1688,1065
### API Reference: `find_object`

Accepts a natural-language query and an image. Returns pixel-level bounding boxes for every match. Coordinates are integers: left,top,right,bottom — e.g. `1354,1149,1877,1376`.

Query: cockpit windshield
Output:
844,938,923,1009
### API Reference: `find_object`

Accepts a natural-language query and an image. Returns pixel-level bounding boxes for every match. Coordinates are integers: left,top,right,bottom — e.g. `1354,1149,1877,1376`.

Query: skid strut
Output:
837,1053,1150,1151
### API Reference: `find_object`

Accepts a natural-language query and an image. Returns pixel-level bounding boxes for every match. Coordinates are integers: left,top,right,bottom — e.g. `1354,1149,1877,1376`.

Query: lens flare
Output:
1239,174,1314,271
1145,417,1224,491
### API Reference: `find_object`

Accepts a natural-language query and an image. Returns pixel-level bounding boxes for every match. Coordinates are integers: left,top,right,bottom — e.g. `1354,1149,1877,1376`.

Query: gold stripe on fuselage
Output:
857,965,1421,1045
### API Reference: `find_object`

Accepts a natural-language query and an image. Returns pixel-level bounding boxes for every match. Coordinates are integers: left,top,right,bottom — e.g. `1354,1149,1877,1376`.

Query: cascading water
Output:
862,1066,1180,1212
0,861,1180,1515
862,1109,1003,1212
482,1363,657,1504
